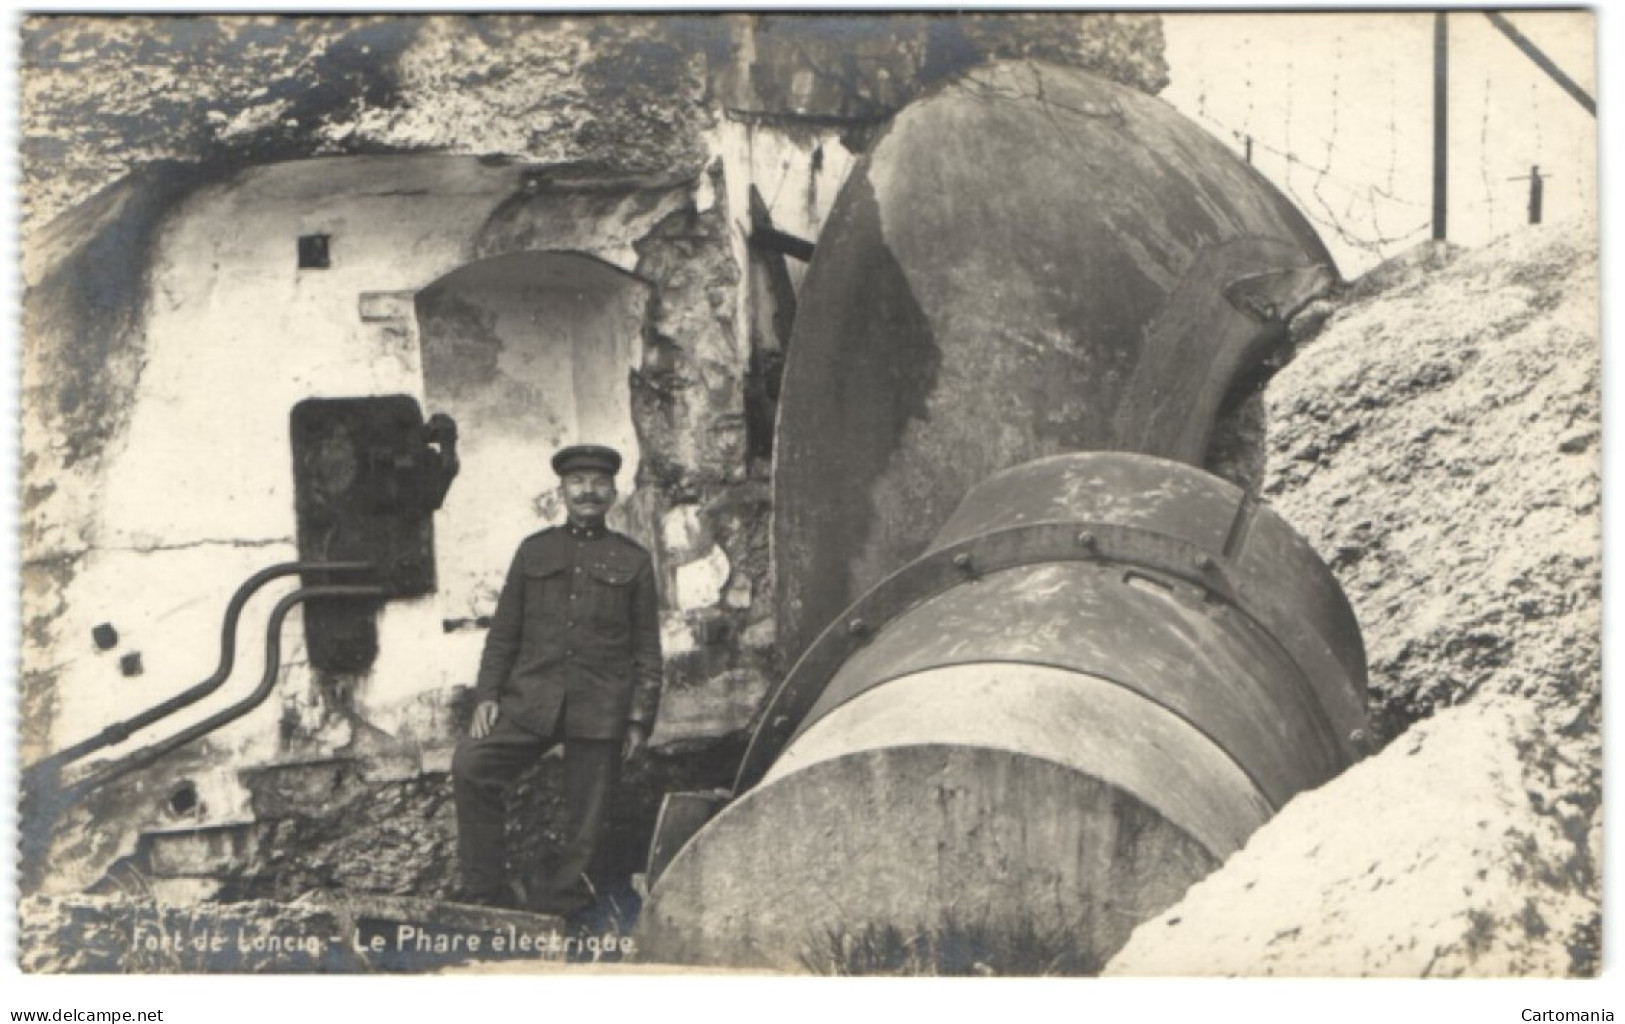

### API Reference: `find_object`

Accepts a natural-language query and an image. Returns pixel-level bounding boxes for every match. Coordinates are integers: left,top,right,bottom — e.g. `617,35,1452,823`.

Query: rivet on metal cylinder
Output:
1076,530,1097,551
952,552,975,573
1194,552,1216,571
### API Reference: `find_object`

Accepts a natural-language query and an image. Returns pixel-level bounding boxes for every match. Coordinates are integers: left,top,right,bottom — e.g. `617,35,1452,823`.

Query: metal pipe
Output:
25,560,375,780
59,583,385,803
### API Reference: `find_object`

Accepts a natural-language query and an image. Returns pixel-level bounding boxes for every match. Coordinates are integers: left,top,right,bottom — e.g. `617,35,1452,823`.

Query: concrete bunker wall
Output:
417,251,651,619
22,153,771,890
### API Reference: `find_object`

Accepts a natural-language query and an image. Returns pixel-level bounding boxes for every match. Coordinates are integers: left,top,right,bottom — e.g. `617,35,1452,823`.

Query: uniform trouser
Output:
451,712,621,902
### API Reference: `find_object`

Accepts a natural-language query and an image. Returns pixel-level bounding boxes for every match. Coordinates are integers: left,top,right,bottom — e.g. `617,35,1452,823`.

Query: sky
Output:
1161,10,1597,278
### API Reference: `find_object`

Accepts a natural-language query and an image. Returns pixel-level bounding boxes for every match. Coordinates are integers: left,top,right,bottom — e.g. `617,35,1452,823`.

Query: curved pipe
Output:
61,583,385,803
26,560,375,782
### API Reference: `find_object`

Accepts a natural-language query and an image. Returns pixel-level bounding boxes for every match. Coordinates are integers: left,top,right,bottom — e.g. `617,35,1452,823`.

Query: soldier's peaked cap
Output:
552,444,623,477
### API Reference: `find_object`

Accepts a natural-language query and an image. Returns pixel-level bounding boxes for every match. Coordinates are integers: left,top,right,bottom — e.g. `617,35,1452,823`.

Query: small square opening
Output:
298,234,331,269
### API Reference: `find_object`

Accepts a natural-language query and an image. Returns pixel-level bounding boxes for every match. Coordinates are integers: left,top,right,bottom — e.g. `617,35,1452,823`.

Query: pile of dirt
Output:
1106,222,1600,976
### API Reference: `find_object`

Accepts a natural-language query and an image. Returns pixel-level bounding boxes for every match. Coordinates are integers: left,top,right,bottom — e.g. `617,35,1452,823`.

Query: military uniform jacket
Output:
473,523,662,740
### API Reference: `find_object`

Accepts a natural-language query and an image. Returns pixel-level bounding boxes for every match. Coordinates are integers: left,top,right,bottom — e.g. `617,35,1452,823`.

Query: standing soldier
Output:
452,444,662,914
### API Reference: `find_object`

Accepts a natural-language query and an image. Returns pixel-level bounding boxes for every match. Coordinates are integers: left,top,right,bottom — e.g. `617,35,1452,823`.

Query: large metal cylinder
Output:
640,453,1366,969
772,60,1338,667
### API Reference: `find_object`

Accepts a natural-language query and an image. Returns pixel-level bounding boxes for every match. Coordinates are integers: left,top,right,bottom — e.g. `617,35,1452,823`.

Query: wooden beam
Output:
1484,11,1596,117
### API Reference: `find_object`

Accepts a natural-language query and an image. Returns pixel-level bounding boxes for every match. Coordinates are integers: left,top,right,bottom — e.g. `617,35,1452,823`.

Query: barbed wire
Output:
1190,29,1471,261
1305,38,1344,250
1478,74,1497,230
1282,52,1294,194
1177,16,1597,266
1191,103,1431,258
1241,35,1253,143
1385,43,1399,196
1530,76,1543,157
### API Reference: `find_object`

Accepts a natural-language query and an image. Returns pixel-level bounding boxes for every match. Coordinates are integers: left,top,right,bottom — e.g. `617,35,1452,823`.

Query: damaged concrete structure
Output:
20,13,1169,915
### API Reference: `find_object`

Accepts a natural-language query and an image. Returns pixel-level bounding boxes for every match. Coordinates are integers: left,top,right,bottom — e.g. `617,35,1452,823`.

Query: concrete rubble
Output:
1107,223,1600,977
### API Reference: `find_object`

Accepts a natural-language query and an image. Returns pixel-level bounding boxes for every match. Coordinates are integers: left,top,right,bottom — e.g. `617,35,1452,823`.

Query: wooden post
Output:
1433,12,1448,241
1509,166,1546,225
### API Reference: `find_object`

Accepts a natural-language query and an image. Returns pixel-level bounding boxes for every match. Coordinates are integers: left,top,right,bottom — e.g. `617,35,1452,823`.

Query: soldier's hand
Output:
470,700,499,739
622,723,648,764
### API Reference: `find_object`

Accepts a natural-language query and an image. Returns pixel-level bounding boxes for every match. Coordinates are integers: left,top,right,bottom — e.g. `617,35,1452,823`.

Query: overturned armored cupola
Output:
640,60,1364,971
771,60,1337,668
